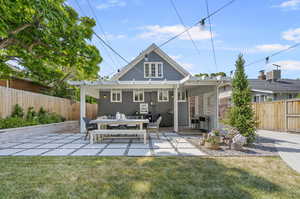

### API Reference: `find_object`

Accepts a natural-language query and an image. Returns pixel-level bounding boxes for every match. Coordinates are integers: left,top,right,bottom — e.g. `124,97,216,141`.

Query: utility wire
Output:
156,0,236,49
169,0,203,58
86,0,120,75
245,42,300,68
205,0,218,72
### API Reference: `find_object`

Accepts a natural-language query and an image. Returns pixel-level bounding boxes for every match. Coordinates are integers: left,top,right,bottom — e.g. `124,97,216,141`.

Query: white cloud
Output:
253,44,290,52
269,60,300,70
100,34,126,40
97,0,126,10
137,25,213,41
282,28,300,42
169,54,193,69
275,0,300,9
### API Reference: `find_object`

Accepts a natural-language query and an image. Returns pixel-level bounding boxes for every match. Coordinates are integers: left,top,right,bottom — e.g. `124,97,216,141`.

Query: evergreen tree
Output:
229,54,256,144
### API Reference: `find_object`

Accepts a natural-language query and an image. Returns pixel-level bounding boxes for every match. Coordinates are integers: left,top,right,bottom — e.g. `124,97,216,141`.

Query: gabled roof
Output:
248,79,300,93
111,43,190,80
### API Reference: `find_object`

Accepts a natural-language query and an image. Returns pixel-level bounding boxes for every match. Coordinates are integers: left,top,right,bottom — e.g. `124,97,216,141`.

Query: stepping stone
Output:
13,143,42,149
153,148,178,156
42,148,76,156
127,148,152,156
71,149,101,156
177,148,206,156
99,148,126,156
59,144,85,149
13,149,50,156
0,149,24,156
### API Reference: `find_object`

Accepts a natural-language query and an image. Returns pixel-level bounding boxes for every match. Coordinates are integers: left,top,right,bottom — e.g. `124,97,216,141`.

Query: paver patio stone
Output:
177,148,206,156
83,144,107,149
42,148,76,156
106,143,129,148
37,143,64,149
173,142,195,148
152,141,173,149
127,148,152,156
0,149,25,156
12,143,43,149
153,148,178,156
129,143,150,149
13,149,50,156
99,148,126,156
59,144,85,149
71,149,101,156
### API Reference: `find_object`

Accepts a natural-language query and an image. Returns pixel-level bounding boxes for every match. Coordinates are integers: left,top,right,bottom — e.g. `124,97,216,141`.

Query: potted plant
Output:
204,136,220,150
210,129,222,143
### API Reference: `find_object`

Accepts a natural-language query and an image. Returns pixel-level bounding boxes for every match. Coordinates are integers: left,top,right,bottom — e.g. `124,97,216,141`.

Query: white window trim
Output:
158,90,169,102
144,62,163,78
133,90,144,102
178,90,187,102
110,90,122,103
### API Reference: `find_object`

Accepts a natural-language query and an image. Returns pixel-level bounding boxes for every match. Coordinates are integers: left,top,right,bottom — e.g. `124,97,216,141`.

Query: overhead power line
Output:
245,42,300,68
169,0,203,58
205,0,218,72
157,0,236,49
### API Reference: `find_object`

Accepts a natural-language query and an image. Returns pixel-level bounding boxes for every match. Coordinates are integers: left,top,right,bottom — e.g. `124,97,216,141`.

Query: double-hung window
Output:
178,90,187,102
144,62,163,78
158,90,169,102
133,90,144,102
111,90,122,103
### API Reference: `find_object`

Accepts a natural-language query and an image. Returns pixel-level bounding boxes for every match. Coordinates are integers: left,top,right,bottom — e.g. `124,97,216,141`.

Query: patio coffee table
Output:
89,119,149,144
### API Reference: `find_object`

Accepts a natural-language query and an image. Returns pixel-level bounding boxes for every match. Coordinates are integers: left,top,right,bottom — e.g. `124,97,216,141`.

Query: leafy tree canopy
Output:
0,0,102,89
195,72,226,78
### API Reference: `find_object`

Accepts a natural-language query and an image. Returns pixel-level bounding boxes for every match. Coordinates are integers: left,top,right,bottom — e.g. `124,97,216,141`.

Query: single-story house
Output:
69,43,229,133
219,69,300,118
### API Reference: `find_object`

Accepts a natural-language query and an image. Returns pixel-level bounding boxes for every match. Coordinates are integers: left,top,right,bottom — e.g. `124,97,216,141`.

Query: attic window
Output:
144,62,163,78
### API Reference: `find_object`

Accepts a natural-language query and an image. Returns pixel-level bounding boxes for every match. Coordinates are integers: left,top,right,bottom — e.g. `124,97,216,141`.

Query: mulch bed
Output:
185,135,278,156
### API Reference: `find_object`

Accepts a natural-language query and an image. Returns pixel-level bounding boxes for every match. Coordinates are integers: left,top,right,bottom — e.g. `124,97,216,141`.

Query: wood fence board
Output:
0,87,97,120
253,99,300,132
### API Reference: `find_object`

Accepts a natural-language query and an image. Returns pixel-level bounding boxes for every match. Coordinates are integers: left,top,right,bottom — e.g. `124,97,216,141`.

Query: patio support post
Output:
216,83,220,128
80,86,86,133
174,85,179,132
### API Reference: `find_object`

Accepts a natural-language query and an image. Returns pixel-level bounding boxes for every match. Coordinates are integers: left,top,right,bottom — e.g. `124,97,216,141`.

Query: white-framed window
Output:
133,90,144,102
158,90,169,102
111,90,122,103
178,90,187,102
144,62,163,78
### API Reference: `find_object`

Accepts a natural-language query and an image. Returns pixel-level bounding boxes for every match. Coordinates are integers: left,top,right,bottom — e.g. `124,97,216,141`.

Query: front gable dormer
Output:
111,43,190,81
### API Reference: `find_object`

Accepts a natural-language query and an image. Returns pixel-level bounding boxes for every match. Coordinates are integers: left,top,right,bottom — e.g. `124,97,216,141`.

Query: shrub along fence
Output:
0,87,97,120
252,98,300,132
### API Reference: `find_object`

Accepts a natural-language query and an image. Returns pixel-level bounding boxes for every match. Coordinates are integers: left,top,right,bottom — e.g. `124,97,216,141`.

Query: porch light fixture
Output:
103,94,107,99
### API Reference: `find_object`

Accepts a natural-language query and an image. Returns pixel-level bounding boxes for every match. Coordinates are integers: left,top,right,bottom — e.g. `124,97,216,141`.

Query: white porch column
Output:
80,86,86,133
216,85,220,128
174,86,179,132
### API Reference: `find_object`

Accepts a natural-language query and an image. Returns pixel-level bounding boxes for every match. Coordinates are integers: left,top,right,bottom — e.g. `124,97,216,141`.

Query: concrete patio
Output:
0,132,206,156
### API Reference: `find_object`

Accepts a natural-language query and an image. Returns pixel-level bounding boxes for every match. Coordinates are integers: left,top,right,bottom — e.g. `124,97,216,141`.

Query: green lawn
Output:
0,156,300,199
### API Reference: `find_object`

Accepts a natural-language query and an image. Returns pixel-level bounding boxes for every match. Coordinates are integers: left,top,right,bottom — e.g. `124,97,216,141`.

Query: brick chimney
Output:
258,70,266,80
266,69,281,81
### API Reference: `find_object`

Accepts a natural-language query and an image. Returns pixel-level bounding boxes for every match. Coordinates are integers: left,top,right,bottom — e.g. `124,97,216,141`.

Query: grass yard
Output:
0,157,300,199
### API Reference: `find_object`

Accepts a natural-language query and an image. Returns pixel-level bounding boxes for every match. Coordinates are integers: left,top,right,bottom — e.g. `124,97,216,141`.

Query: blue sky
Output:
68,0,300,79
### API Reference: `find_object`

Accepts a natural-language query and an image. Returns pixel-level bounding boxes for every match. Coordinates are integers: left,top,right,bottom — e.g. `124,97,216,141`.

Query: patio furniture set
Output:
83,113,162,144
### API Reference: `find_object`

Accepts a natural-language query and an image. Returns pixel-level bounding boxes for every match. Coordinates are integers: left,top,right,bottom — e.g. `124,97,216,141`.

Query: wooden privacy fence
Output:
252,99,300,132
0,87,97,120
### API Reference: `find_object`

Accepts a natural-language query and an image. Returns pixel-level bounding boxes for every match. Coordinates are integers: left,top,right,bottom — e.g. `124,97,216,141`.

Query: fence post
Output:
285,100,288,132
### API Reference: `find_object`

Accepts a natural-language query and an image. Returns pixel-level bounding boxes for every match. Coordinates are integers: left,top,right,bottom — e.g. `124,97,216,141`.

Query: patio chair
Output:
83,117,98,140
147,116,162,139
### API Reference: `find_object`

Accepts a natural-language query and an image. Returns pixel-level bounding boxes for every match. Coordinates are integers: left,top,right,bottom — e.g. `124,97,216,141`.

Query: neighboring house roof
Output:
111,43,190,80
248,79,300,93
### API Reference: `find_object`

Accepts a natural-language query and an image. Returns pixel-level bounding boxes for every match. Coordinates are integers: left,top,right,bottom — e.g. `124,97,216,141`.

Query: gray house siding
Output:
98,91,189,127
119,51,185,81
